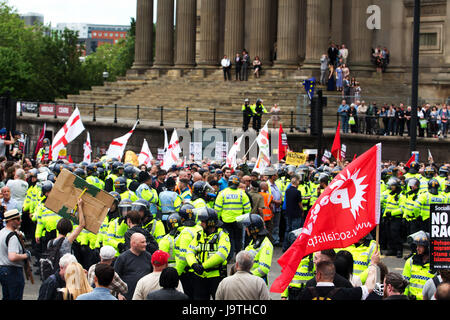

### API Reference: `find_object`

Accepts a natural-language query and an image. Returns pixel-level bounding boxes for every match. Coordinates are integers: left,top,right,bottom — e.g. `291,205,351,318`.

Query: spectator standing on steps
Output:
320,54,329,85
242,98,253,132
241,50,250,81
221,55,231,81
234,52,242,81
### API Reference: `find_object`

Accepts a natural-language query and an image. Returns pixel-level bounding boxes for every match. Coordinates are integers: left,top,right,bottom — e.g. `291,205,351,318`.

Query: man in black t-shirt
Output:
299,259,377,300
282,176,303,252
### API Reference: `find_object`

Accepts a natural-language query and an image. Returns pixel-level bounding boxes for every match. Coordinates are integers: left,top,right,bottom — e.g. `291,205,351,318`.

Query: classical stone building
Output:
129,0,450,99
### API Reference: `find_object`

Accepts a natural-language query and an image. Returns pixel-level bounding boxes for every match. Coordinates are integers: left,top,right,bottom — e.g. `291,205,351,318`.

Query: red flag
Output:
352,154,357,162
405,154,415,168
270,143,382,293
278,124,288,162
34,123,46,159
331,122,341,161
68,155,74,163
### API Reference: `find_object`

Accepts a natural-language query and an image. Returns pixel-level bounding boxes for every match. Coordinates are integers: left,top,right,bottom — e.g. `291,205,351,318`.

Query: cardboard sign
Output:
430,204,450,271
45,169,115,234
285,152,308,166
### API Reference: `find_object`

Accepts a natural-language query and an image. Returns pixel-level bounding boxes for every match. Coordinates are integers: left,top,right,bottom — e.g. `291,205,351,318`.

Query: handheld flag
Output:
138,139,153,166
226,135,244,169
83,132,92,164
106,121,138,161
270,143,382,293
331,121,341,161
302,77,316,101
278,124,288,162
161,129,182,171
253,120,271,173
34,123,46,159
51,108,85,161
405,154,415,168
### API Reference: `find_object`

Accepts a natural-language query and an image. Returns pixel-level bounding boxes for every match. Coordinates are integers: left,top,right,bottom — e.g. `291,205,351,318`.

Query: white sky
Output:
5,0,159,26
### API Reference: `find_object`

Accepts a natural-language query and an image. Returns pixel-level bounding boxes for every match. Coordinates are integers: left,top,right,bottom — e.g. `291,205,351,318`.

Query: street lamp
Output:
410,0,421,154
102,71,109,82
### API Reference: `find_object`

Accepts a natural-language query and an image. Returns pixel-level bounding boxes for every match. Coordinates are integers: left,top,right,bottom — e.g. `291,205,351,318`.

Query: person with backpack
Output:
40,198,86,282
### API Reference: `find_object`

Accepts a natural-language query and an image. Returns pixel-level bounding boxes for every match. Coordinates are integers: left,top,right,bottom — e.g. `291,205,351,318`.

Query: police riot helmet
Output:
131,199,150,217
407,178,420,191
228,175,240,189
86,163,98,176
203,208,221,228
167,213,181,232
439,166,449,177
124,166,138,179
43,138,50,146
41,180,54,196
47,174,56,183
109,191,121,203
112,161,124,174
331,166,342,178
179,203,195,222
97,167,106,180
313,172,320,184
428,179,440,195
74,168,86,179
407,231,430,250
387,177,401,192
318,173,330,185
424,166,436,179
193,181,207,198
114,176,128,194
241,213,265,235
118,199,133,217
409,162,420,174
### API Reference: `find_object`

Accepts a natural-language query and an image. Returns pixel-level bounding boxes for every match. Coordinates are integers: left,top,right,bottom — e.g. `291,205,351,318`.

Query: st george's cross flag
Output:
106,121,138,161
253,120,271,174
226,134,244,169
161,129,182,170
138,138,153,166
270,143,382,293
83,132,92,164
51,108,85,161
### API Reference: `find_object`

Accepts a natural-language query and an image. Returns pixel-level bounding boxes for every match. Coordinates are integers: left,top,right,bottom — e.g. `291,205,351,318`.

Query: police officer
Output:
132,199,165,246
86,163,104,189
241,214,273,285
74,167,87,180
104,161,124,192
214,175,251,262
96,191,121,248
158,177,183,226
191,181,213,209
136,170,159,218
436,166,449,191
175,203,202,299
416,178,447,231
280,228,315,300
37,138,51,164
124,165,140,192
402,178,422,235
159,213,183,267
381,177,405,258
242,98,253,132
104,199,132,257
114,176,138,202
444,180,450,202
251,99,268,132
402,231,435,300
404,162,426,193
186,207,230,300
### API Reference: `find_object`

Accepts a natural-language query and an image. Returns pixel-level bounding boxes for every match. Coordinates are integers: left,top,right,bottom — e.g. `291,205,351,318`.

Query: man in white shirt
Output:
221,55,232,81
132,250,184,300
339,44,349,64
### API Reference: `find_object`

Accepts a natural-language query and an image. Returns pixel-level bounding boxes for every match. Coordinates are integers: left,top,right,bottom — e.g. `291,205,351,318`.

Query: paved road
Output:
15,246,411,300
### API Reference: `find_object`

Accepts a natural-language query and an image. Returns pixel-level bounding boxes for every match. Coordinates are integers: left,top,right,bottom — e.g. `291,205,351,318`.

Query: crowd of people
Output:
0,134,449,301
337,99,449,138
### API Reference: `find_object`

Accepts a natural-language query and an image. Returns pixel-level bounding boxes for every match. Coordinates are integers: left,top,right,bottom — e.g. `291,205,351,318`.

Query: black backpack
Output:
308,287,341,300
39,237,65,281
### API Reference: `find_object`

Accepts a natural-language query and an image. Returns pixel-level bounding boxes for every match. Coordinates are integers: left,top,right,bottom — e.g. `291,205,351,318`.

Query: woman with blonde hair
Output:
61,262,92,300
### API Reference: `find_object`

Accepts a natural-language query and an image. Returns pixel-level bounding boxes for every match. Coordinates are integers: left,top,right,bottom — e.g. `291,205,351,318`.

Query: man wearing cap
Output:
87,245,128,300
133,250,184,300
242,98,253,132
0,209,31,300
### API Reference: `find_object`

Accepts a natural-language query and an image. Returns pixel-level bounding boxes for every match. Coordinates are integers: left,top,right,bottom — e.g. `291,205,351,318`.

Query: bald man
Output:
114,232,153,300
192,172,203,183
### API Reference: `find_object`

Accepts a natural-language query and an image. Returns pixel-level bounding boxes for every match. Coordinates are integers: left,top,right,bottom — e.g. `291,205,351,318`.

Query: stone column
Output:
198,0,220,65
154,0,174,67
247,0,272,65
445,0,450,64
298,0,307,62
349,0,373,67
303,0,330,66
175,0,197,67
224,0,245,59
276,0,300,66
132,0,154,70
